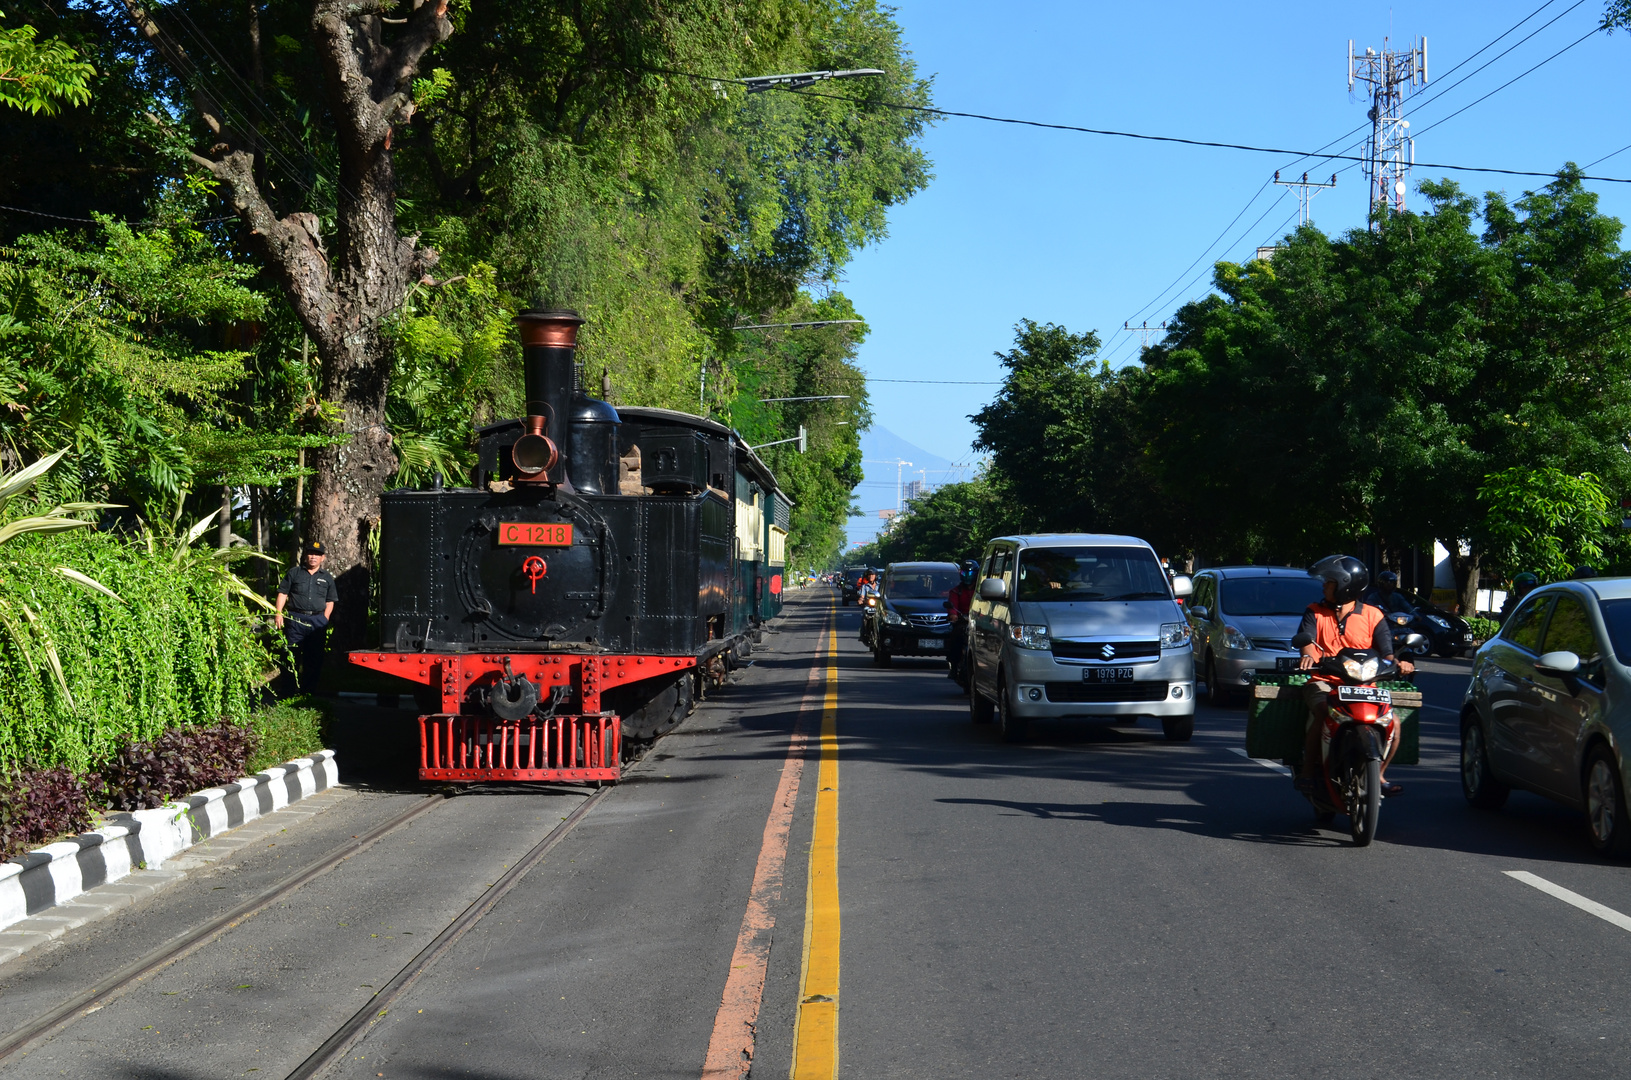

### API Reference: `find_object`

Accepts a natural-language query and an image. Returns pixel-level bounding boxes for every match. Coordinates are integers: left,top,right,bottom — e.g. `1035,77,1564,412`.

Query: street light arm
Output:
741,69,885,93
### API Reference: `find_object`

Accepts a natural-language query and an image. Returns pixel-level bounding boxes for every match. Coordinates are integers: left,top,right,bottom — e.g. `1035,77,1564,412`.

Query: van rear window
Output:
1015,547,1169,603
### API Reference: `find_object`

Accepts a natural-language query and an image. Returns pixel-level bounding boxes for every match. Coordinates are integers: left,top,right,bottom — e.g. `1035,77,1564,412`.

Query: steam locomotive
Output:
350,310,792,783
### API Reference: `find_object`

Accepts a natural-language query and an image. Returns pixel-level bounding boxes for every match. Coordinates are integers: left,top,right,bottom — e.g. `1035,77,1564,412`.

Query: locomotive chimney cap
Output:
515,309,585,348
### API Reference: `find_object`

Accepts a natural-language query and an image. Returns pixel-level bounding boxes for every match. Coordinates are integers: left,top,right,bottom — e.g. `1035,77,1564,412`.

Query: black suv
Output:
867,562,962,666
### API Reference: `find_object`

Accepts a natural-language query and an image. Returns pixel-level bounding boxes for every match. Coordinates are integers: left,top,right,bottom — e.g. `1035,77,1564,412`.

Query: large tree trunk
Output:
1450,545,1482,618
121,0,451,650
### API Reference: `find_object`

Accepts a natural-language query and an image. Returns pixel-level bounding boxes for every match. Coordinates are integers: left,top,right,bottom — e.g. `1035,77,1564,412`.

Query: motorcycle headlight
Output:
1391,614,1411,626
1341,657,1381,681
1164,622,1194,648
1426,615,1450,630
1222,624,1251,651
1009,624,1051,650
883,609,904,625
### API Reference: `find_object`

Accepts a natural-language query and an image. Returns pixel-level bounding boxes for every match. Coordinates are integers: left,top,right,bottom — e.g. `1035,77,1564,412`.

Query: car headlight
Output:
1162,622,1192,648
1222,624,1251,651
1341,657,1380,681
1426,615,1450,630
883,609,904,625
1009,624,1051,650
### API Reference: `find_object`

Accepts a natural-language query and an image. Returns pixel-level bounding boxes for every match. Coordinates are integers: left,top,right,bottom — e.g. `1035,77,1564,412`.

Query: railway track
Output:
0,784,609,1077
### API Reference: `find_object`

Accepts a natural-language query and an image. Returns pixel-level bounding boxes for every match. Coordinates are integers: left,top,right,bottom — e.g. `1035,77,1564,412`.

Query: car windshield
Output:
1597,598,1631,666
887,568,960,599
1015,547,1169,602
1220,576,1324,616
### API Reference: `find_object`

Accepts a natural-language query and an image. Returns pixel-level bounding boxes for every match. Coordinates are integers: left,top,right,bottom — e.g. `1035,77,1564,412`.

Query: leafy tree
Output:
1478,467,1615,582
0,10,93,115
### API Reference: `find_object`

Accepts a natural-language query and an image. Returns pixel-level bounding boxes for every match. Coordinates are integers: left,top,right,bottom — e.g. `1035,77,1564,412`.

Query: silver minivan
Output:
967,534,1195,743
1188,566,1324,705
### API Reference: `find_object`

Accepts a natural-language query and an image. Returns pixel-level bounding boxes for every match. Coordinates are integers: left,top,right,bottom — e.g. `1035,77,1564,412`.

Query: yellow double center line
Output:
791,616,842,1078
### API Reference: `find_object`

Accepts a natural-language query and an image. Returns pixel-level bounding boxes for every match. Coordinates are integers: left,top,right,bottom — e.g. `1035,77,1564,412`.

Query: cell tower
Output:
1349,36,1427,224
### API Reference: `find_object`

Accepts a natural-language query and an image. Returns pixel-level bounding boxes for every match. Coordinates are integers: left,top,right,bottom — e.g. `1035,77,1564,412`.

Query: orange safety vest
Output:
1307,601,1384,657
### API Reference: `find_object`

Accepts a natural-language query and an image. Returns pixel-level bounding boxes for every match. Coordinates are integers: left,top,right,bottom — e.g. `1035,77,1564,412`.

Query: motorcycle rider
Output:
857,570,881,643
1294,555,1414,798
1361,569,1414,615
1500,572,1538,621
945,559,978,682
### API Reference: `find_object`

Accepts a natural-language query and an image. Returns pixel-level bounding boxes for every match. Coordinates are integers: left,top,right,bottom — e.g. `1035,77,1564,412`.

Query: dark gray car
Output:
1461,578,1631,855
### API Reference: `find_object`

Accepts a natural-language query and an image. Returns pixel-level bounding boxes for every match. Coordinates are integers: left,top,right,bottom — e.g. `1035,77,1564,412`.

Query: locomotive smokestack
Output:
513,309,584,484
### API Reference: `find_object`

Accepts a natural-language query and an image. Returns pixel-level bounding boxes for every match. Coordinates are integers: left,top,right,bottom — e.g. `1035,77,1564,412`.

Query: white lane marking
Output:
1505,871,1631,934
1228,747,1293,776
1422,704,1460,714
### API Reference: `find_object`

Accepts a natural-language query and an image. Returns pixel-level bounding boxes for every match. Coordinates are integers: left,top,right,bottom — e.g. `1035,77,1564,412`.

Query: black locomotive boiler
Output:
350,309,792,783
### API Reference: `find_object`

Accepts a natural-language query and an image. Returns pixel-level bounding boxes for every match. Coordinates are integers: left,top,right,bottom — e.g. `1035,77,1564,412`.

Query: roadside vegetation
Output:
858,171,1631,608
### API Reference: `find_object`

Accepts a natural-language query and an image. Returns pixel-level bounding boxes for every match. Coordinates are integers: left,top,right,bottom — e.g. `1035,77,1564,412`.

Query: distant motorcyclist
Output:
946,560,978,682
857,571,880,643
1294,556,1414,798
1499,572,1538,622
1361,569,1414,615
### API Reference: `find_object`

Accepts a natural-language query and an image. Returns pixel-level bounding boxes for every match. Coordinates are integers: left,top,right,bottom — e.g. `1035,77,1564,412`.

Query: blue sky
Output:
836,0,1631,544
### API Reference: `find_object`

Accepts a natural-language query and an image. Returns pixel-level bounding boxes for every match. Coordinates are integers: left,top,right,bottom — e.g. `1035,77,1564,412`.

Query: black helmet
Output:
1310,554,1370,604
1377,570,1398,584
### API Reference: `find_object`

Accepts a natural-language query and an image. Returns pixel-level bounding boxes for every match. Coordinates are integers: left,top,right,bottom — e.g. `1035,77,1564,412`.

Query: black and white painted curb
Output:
0,750,338,935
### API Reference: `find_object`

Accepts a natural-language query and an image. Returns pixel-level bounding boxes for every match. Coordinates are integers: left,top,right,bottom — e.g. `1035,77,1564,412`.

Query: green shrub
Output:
1465,616,1500,644
0,528,277,774
247,696,330,774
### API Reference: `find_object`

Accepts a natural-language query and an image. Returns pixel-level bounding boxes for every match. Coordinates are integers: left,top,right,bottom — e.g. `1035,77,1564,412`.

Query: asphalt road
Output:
6,588,1631,1079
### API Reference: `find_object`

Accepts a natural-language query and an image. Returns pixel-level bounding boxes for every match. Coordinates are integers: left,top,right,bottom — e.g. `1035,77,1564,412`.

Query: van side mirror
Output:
978,577,1008,601
1170,574,1193,599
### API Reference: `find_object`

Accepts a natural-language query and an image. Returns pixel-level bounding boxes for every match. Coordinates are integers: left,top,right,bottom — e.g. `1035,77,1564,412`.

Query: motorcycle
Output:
1387,594,1476,658
1299,647,1403,846
858,592,880,645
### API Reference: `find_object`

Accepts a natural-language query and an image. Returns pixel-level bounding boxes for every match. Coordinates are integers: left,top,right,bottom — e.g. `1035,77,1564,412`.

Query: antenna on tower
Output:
1350,35,1427,226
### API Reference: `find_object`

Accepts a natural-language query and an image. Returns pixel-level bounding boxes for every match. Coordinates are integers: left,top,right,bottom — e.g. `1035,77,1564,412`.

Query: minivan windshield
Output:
1220,576,1324,617
887,567,960,599
1015,547,1169,602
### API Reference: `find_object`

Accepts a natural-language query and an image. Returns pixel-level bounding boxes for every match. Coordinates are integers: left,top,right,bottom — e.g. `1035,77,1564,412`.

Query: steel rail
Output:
284,785,610,1080
0,792,450,1066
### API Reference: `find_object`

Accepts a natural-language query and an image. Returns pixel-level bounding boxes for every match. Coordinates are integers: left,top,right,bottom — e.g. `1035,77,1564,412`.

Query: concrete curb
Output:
0,749,338,934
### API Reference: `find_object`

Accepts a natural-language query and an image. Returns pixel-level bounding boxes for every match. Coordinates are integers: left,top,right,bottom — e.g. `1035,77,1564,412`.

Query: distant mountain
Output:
845,426,974,550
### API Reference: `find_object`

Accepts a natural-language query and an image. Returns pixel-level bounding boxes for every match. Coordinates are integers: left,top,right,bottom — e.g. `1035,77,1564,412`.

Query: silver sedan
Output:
1461,578,1631,855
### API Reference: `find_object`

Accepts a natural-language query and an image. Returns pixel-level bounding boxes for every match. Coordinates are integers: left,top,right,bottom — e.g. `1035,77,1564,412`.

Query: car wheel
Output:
969,675,994,724
1460,719,1509,810
1205,655,1230,707
997,676,1027,743
1585,746,1631,857
1161,715,1194,742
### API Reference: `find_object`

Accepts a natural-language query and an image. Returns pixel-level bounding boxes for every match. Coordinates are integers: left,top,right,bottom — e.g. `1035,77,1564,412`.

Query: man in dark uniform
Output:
276,540,338,691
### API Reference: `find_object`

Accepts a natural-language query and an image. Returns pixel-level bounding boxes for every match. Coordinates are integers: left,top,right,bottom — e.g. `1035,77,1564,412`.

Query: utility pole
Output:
1273,170,1338,226
1349,36,1427,226
1122,321,1166,352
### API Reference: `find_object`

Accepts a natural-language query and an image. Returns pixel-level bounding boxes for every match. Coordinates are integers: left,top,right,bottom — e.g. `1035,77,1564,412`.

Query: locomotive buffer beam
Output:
349,651,697,783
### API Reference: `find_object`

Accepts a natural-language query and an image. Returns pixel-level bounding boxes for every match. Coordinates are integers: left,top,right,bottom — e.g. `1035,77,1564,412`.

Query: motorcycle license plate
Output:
1337,685,1391,705
1085,667,1134,683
